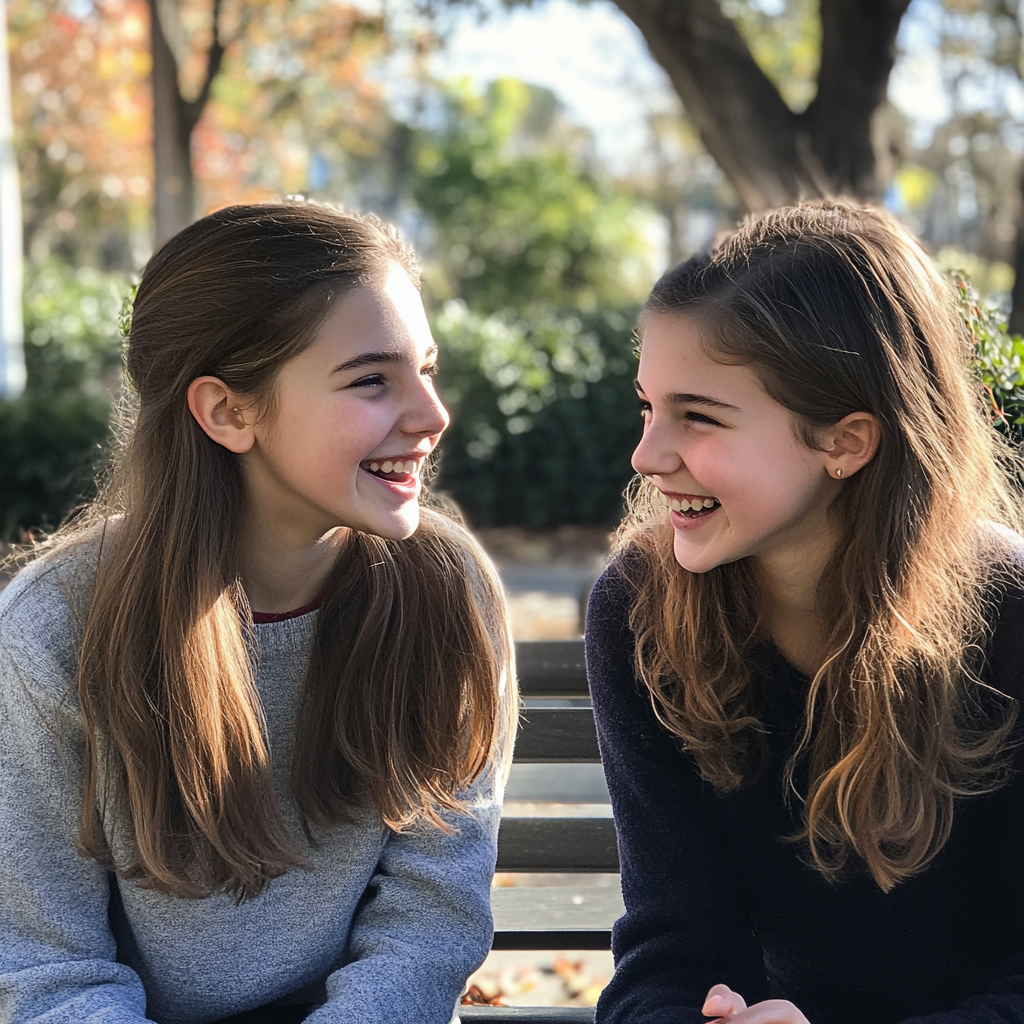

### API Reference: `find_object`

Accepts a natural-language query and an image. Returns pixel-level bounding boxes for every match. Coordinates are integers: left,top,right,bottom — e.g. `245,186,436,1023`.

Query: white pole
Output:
0,0,24,399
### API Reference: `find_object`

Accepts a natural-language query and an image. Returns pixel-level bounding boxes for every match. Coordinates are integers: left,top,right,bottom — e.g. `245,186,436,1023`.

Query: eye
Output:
422,363,439,377
638,399,652,418
350,373,386,389
685,410,721,426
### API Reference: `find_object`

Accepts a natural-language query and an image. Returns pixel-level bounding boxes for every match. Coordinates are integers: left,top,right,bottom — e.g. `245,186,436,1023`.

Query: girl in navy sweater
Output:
588,200,1024,1024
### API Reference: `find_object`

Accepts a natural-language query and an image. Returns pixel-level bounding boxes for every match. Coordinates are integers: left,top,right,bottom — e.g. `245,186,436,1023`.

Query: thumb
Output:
703,984,748,1018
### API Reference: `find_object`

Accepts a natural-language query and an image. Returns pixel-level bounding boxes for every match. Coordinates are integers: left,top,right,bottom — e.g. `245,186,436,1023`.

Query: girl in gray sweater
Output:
0,202,517,1024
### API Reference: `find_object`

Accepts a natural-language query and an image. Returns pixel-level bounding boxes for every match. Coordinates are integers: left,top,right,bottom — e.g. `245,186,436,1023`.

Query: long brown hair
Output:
619,199,1021,891
43,202,515,900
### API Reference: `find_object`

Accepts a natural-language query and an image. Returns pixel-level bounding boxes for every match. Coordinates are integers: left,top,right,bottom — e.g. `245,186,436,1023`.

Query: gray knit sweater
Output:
0,545,504,1024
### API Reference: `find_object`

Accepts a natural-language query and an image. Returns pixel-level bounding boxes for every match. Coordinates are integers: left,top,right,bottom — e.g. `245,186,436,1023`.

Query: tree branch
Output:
801,0,911,196
612,0,826,210
182,0,226,137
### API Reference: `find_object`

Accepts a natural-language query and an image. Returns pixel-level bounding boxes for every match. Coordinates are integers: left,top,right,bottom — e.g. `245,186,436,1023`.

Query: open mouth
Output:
360,458,420,482
662,494,720,518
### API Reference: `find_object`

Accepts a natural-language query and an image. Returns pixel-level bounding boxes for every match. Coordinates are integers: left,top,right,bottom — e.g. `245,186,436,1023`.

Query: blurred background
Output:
3,0,1024,1005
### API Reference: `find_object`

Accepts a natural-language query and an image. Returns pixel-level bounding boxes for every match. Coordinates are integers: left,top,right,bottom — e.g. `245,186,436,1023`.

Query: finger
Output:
703,984,748,1018
719,999,809,1024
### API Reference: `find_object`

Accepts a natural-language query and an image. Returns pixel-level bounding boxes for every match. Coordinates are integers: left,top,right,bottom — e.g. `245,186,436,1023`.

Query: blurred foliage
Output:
196,0,391,210
0,260,125,539
23,259,126,396
415,80,650,526
432,302,640,527
10,0,153,268
721,0,820,112
956,275,1024,437
412,79,652,315
0,394,111,540
9,0,392,265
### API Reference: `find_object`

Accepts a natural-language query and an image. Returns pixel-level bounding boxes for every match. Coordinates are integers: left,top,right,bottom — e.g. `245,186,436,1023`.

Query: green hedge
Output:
958,277,1024,437
432,302,641,527
0,260,124,540
0,393,111,539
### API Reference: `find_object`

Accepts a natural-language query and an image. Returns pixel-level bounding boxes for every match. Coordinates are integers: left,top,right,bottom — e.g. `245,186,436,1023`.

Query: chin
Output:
672,538,728,575
365,507,421,541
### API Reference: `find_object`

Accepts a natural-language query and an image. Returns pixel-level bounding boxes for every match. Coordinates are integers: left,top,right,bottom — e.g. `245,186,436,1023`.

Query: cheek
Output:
680,437,734,492
322,402,392,458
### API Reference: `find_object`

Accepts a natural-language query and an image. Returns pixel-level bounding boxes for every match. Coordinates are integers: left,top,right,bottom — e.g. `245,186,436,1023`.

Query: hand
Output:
703,984,811,1024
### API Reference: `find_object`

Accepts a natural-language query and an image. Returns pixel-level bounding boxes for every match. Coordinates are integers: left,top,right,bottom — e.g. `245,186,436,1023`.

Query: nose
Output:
404,375,450,439
631,415,682,479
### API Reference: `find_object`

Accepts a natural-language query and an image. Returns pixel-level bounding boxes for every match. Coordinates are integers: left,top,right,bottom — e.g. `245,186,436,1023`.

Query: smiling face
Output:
240,265,449,545
632,313,840,577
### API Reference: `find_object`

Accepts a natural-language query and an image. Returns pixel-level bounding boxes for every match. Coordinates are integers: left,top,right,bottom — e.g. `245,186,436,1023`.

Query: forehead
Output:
308,266,432,362
639,314,737,383
637,313,791,417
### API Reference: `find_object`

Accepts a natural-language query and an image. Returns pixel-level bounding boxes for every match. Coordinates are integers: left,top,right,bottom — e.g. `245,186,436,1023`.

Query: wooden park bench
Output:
460,639,623,1024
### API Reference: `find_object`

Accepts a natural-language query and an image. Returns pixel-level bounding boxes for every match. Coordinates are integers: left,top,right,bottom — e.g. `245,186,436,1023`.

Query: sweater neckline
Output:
251,592,324,623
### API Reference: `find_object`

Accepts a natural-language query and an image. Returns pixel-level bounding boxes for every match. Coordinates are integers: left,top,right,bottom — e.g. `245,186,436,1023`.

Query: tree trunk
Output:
150,0,194,248
805,0,909,199
1008,166,1024,335
149,0,227,249
612,0,912,211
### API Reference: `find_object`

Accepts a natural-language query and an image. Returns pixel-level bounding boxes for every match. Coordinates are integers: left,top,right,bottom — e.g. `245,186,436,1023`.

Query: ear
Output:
186,376,255,454
822,411,880,480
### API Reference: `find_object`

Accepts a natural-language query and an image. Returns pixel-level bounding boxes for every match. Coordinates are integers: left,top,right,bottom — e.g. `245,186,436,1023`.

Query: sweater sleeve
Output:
0,575,151,1024
306,771,501,1024
586,562,767,1024
894,558,1024,1024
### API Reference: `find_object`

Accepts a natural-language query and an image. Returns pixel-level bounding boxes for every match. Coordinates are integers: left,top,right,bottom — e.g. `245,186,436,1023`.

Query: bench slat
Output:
490,885,623,950
459,1009,595,1022
515,709,600,763
515,640,589,699
497,817,619,872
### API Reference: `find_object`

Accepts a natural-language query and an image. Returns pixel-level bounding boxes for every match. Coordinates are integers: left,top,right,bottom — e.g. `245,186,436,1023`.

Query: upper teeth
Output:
666,496,717,511
367,460,414,474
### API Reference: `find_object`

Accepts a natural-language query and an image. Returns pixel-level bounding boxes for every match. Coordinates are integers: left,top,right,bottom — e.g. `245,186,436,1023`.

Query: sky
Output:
425,0,674,173
418,0,1024,166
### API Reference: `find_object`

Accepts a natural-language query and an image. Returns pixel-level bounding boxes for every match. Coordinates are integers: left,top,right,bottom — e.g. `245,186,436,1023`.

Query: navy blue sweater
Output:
586,553,1024,1024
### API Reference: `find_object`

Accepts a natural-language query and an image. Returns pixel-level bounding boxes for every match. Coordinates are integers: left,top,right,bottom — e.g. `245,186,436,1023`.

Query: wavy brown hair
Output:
618,199,1021,891
40,202,515,901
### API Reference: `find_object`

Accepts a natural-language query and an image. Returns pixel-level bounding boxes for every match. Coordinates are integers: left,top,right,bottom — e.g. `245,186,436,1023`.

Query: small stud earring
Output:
835,468,843,479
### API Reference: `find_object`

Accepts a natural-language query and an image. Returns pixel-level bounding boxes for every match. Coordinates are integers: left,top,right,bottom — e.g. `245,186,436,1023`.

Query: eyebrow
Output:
332,345,438,375
633,380,741,412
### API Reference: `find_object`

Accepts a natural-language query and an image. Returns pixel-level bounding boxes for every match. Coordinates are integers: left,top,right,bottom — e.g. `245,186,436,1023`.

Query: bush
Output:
956,276,1024,438
433,302,641,527
22,259,126,397
0,393,111,539
0,260,126,539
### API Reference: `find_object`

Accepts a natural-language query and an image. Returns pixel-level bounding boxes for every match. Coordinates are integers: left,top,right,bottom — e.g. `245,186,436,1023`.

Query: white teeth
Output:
664,494,720,513
666,496,719,513
365,459,420,475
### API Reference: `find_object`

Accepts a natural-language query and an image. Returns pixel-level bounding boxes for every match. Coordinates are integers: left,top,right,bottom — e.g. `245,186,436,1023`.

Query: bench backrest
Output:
462,641,620,1021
